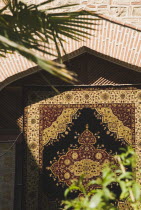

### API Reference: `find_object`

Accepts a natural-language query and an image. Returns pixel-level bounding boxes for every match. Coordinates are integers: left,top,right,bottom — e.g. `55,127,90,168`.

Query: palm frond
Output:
0,1,98,82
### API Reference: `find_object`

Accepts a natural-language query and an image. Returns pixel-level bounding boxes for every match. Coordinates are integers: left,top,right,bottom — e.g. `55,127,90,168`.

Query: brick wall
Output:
85,0,141,27
50,0,141,27
0,0,141,26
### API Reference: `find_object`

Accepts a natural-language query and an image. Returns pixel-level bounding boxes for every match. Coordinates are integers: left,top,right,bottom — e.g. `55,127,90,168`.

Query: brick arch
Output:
0,15,141,90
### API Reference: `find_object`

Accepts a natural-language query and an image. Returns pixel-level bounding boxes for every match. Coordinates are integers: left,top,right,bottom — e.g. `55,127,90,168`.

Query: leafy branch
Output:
63,147,141,210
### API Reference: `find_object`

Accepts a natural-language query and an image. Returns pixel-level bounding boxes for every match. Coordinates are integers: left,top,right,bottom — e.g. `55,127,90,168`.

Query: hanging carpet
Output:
24,87,141,210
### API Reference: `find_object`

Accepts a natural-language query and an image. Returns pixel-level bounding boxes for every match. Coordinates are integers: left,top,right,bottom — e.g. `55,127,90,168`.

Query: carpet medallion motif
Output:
47,124,113,187
24,88,141,210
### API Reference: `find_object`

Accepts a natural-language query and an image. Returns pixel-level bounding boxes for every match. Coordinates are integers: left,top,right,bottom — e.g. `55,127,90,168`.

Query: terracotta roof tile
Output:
0,13,141,90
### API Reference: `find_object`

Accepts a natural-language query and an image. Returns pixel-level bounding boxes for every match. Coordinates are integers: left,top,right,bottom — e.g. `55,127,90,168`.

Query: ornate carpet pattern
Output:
24,87,141,210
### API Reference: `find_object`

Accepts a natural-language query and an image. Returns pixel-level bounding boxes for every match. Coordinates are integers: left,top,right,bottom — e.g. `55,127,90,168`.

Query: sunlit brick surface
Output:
0,0,141,89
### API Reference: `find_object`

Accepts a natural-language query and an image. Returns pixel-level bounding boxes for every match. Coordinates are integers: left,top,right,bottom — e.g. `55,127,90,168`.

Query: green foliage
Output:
0,0,97,83
63,147,141,210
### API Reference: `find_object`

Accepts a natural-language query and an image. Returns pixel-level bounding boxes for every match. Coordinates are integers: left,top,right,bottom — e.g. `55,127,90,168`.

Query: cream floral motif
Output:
42,108,78,145
96,107,132,144
69,159,103,178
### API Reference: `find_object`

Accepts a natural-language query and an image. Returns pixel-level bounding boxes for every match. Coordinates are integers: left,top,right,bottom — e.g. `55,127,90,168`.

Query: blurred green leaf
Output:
63,147,141,210
89,192,102,208
132,183,141,201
